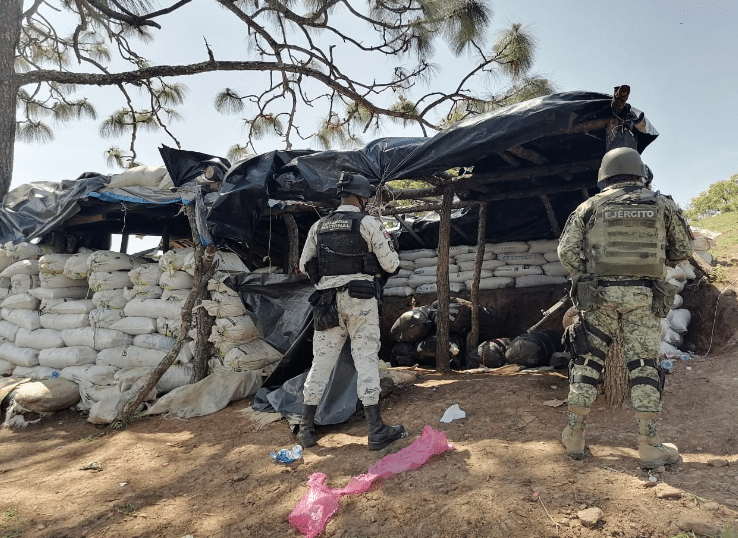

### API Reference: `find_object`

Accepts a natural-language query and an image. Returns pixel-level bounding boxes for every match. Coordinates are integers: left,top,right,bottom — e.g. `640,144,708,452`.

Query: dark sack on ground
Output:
390,342,418,367
505,329,563,368
390,306,434,342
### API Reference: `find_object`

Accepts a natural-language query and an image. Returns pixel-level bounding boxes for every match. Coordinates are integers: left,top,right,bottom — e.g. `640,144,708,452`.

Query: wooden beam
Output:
66,214,106,226
435,187,453,373
498,152,522,167
393,214,428,248
538,194,561,236
507,145,548,164
450,222,474,244
282,213,300,275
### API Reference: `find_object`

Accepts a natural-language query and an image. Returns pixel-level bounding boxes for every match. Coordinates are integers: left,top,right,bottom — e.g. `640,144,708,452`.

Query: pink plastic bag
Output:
289,425,454,537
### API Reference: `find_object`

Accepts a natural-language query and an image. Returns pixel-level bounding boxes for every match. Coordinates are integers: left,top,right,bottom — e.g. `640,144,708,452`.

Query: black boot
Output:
365,404,407,451
297,404,317,447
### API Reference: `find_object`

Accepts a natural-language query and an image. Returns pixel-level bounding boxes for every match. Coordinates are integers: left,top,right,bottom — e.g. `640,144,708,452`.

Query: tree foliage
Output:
2,0,555,195
686,174,738,220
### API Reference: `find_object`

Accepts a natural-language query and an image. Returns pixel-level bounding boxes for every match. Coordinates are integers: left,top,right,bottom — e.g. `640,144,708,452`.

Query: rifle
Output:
527,293,571,333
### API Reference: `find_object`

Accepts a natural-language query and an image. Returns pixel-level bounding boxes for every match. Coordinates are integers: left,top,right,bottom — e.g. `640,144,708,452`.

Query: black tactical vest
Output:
316,211,380,277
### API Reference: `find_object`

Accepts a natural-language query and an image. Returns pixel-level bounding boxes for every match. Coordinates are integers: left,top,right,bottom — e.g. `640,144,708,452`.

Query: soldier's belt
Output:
596,279,653,288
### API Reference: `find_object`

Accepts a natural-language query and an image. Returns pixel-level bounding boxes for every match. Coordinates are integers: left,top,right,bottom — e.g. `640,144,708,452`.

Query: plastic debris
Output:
440,404,466,423
270,444,303,464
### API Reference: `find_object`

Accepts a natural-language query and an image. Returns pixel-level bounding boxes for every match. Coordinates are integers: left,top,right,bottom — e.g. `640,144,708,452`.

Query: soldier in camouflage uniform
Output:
557,147,694,468
298,172,406,451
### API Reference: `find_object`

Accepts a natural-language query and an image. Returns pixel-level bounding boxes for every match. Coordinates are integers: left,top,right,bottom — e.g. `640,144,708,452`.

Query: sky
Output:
10,0,738,210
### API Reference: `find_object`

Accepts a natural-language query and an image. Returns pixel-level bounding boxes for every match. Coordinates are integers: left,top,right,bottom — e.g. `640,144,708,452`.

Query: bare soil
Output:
2,258,738,538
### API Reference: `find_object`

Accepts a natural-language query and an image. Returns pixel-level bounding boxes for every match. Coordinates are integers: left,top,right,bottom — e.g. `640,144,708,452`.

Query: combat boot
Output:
365,404,407,451
636,411,679,468
297,404,318,448
561,405,589,459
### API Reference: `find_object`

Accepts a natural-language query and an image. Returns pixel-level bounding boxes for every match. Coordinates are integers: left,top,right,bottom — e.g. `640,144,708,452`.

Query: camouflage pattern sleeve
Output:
361,216,400,274
557,207,587,276
663,196,695,263
298,220,320,274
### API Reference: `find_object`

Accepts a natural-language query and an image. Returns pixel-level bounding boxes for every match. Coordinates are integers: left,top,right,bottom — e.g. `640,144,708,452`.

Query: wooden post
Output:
466,202,488,354
538,194,561,237
119,233,129,254
282,213,300,275
435,187,453,372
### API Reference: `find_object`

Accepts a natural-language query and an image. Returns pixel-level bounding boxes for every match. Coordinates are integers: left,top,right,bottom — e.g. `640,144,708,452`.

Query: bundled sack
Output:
108,165,167,188
38,254,74,275
110,316,158,335
199,293,247,318
212,338,283,372
63,252,92,280
209,316,261,346
39,272,87,289
0,358,14,375
7,378,80,412
114,364,193,394
39,346,97,368
415,334,464,368
61,327,133,350
0,341,40,367
182,250,248,276
208,272,240,296
10,273,40,293
159,248,195,275
0,320,19,341
465,338,511,369
92,289,128,310
2,308,41,331
390,306,434,343
429,297,498,340
123,285,163,300
159,271,195,290
0,259,39,278
97,344,191,368
27,286,89,300
4,242,55,261
504,329,564,368
40,299,95,315
15,328,65,350
129,263,162,286
87,250,147,272
12,365,60,380
40,312,90,330
1,293,39,310
124,298,184,320
88,271,133,291
389,342,418,367
59,364,119,386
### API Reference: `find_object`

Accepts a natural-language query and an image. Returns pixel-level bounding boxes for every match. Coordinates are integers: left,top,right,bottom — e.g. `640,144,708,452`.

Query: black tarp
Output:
158,145,231,187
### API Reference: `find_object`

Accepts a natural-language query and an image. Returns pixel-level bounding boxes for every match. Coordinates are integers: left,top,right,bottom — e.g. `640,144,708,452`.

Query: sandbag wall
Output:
0,243,284,424
659,261,697,358
384,239,566,297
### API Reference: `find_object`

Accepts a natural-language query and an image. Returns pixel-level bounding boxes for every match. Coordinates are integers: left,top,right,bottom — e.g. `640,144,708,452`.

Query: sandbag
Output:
39,346,97,368
412,264,459,276
88,271,133,291
63,253,91,280
87,250,147,272
114,364,194,394
123,285,164,300
412,256,439,269
493,265,542,278
456,259,505,272
5,243,54,261
515,275,567,288
39,273,88,289
383,286,414,297
9,378,80,412
211,316,260,343
667,308,691,333
61,327,133,350
162,289,191,302
208,272,240,296
129,263,162,286
1,308,41,331
453,251,496,263
466,338,511,369
87,378,156,424
0,358,13,375
124,298,184,319
389,342,417,367
59,364,119,386
15,328,65,350
527,239,560,254
464,277,515,290
398,248,436,261
199,294,247,318
542,262,569,277
27,286,89,300
1,292,39,310
429,298,498,339
544,251,560,262
108,164,167,188
390,307,434,343
415,334,464,368
504,329,563,368
159,248,195,275
40,299,95,315
214,338,283,371
182,250,248,276
38,254,74,275
40,312,90,330
159,271,195,290
498,252,547,265
97,344,188,368
10,273,40,293
11,365,60,380
0,259,39,278
156,317,181,338
133,333,177,351
415,282,465,294
110,316,158,335
0,341,40,367
92,289,128,310
485,241,529,254
0,320,20,341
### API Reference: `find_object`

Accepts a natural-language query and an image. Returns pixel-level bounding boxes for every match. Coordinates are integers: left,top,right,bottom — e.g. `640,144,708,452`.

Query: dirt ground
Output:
2,256,738,538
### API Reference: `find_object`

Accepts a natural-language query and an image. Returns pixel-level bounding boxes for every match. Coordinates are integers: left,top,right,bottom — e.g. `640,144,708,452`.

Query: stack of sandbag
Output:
107,164,172,191
660,260,697,358
383,239,567,296
690,227,719,265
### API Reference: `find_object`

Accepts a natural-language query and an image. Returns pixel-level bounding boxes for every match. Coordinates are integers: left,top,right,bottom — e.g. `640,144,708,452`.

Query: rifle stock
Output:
527,294,571,333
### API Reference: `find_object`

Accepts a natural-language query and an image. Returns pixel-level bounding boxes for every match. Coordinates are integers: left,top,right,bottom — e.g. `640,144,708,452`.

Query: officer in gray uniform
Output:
557,147,694,468
298,172,406,451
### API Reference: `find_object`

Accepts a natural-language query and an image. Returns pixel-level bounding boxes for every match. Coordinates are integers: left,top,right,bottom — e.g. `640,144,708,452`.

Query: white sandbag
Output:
667,277,686,294
455,259,505,272
97,345,171,368
129,263,162,286
454,251,496,263
92,289,128,310
660,341,681,358
87,250,147,272
0,320,19,341
395,269,414,278
527,239,560,254
398,248,436,261
15,328,64,350
200,294,247,318
159,271,195,290
211,316,260,343
4,242,55,261
415,282,465,295
108,164,167,188
0,276,9,290
40,312,90,330
515,275,568,288
40,299,95,315
0,288,8,303
182,250,248,276
544,251,560,262
398,259,415,271
678,260,696,281
207,272,239,296
159,248,195,275
494,265,543,277
464,277,515,290
1,308,41,331
412,256,439,269
412,265,459,276
216,338,282,371
11,366,61,381
449,270,492,283
662,328,683,347
449,245,474,255
124,298,184,320
27,286,89,300
542,262,570,277
667,308,691,334
88,271,133,291
0,259,39,278
114,364,193,394
695,250,713,264
87,378,156,425
38,253,74,275
383,286,415,297
0,249,11,272
385,277,410,289
660,318,670,339
123,285,163,300
110,316,158,335
498,252,547,265
485,241,529,254
10,273,40,293
80,383,121,408
666,265,687,282
0,358,14,375
161,288,191,302
156,317,180,338
61,327,133,350
59,364,119,386
40,272,88,289
63,253,91,280
0,341,39,366
672,294,683,309
132,333,176,351
159,172,175,190
39,346,97,368
406,274,438,288
1,293,39,310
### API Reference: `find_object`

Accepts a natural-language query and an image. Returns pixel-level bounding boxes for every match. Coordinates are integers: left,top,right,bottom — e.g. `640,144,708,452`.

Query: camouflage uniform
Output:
558,180,694,416
299,205,399,406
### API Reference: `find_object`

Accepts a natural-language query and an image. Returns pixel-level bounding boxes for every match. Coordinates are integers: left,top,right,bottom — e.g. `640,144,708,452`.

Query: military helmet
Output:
597,147,647,183
336,172,376,199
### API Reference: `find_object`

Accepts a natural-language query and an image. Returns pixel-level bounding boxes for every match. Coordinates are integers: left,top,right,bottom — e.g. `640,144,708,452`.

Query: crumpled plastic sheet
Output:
289,425,454,538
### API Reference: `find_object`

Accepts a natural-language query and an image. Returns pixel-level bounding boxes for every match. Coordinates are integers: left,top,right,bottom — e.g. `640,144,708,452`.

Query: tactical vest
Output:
583,187,667,278
316,211,381,277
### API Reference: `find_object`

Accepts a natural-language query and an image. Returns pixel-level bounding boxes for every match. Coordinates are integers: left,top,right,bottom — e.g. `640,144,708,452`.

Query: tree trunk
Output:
0,0,22,196
434,187,453,372
603,329,629,406
466,202,487,353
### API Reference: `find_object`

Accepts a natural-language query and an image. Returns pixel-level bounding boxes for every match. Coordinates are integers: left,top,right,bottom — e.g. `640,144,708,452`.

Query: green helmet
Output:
597,147,647,186
336,172,375,199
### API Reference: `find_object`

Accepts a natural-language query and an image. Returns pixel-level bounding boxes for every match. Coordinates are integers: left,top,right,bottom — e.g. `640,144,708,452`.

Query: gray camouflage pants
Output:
568,285,662,413
303,289,382,406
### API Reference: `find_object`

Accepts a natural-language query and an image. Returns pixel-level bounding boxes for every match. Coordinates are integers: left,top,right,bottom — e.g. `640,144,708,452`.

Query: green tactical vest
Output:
583,187,667,278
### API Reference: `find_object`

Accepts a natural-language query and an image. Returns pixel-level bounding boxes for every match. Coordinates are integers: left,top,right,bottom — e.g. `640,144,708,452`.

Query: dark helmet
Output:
336,172,376,199
597,147,647,189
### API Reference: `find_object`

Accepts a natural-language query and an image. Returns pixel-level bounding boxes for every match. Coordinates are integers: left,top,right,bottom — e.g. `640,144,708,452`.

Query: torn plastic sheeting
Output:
86,184,198,205
289,425,455,538
0,174,110,244
158,145,231,187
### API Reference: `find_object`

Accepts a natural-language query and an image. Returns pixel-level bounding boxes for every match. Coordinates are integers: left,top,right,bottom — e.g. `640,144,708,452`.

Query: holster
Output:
651,279,677,318
308,288,339,331
563,320,590,357
304,257,320,285
572,277,604,312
